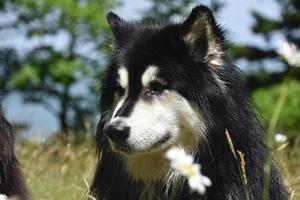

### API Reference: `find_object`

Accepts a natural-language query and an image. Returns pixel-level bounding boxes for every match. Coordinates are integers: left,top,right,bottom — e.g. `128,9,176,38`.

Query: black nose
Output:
106,123,130,144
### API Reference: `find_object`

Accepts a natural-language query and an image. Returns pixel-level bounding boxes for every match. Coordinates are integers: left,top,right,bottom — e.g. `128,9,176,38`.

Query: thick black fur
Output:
91,5,288,200
0,106,29,199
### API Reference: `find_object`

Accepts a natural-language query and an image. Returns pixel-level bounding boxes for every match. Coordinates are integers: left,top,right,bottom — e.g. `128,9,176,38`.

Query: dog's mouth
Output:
110,142,134,155
109,133,172,156
149,133,172,149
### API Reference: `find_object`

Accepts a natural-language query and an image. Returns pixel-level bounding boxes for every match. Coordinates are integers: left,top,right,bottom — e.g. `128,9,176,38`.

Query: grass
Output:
276,141,300,199
15,133,300,200
15,134,97,200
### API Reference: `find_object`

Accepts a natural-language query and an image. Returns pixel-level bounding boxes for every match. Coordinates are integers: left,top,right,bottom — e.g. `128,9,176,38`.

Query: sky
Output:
1,0,283,139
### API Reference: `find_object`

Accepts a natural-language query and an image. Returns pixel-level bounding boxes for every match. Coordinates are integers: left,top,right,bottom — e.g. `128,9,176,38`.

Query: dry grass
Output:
275,143,300,200
15,134,97,200
14,134,300,200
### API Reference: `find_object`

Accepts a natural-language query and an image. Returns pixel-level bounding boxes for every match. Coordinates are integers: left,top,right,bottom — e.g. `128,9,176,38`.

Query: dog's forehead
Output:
117,65,160,88
117,26,171,62
114,26,177,88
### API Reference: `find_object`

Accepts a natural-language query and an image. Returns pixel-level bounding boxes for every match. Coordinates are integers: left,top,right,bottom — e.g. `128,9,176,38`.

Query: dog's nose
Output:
106,123,130,143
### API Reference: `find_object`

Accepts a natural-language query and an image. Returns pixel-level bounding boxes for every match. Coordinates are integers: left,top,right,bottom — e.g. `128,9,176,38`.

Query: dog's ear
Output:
107,12,132,44
107,12,123,39
182,5,226,69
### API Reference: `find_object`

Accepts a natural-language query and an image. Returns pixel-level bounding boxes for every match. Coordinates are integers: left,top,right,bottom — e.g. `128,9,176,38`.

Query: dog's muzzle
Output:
106,120,130,144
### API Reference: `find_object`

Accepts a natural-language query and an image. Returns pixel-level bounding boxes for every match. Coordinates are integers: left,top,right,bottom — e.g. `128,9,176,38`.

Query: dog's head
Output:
99,6,228,156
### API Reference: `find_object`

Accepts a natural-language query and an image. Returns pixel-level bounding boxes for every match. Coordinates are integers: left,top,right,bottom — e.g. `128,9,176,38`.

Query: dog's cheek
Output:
165,91,206,148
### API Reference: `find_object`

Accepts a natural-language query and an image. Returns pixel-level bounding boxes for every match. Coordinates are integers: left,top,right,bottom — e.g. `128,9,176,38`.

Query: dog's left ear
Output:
107,12,123,40
182,5,226,69
107,12,133,44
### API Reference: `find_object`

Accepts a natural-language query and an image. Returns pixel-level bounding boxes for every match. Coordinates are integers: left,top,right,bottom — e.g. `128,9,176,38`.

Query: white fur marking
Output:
111,96,126,120
142,66,158,86
118,67,128,88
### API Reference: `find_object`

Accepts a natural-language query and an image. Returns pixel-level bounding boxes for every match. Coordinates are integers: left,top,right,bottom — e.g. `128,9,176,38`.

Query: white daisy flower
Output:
277,40,300,67
0,194,8,200
165,147,212,194
274,133,288,143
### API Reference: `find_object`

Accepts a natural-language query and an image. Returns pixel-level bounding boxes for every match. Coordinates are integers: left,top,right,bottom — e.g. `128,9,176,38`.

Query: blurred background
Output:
0,0,299,199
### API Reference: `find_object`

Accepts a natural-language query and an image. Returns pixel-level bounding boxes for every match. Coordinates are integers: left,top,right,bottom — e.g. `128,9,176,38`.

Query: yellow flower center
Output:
181,163,197,177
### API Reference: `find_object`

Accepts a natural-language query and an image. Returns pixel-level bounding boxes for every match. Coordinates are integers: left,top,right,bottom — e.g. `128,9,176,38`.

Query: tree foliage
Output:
0,0,116,132
143,0,223,22
231,0,300,90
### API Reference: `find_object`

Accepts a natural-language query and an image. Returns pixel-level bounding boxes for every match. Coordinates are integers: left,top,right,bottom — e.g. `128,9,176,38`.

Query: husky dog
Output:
91,5,288,200
0,106,29,200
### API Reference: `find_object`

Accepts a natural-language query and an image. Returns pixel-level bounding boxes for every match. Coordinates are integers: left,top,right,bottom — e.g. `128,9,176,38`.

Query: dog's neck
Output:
122,149,189,198
123,149,171,181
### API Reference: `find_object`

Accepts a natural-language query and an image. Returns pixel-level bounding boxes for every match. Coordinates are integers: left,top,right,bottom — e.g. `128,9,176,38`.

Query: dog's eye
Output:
149,82,167,94
116,84,125,96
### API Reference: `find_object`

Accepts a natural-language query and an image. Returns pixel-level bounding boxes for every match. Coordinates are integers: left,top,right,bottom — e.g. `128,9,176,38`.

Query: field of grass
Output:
273,140,300,199
16,134,97,200
15,134,300,200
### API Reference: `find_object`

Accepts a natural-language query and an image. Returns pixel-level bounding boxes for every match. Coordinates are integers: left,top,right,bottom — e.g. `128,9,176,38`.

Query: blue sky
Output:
2,0,283,139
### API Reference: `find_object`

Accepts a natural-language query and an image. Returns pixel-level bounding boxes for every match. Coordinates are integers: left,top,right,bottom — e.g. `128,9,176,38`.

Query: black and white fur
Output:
91,5,288,200
0,105,29,200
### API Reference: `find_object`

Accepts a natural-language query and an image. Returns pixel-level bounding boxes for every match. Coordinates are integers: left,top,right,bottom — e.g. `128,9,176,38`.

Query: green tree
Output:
231,0,300,90
0,48,20,97
143,0,223,22
0,0,116,132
